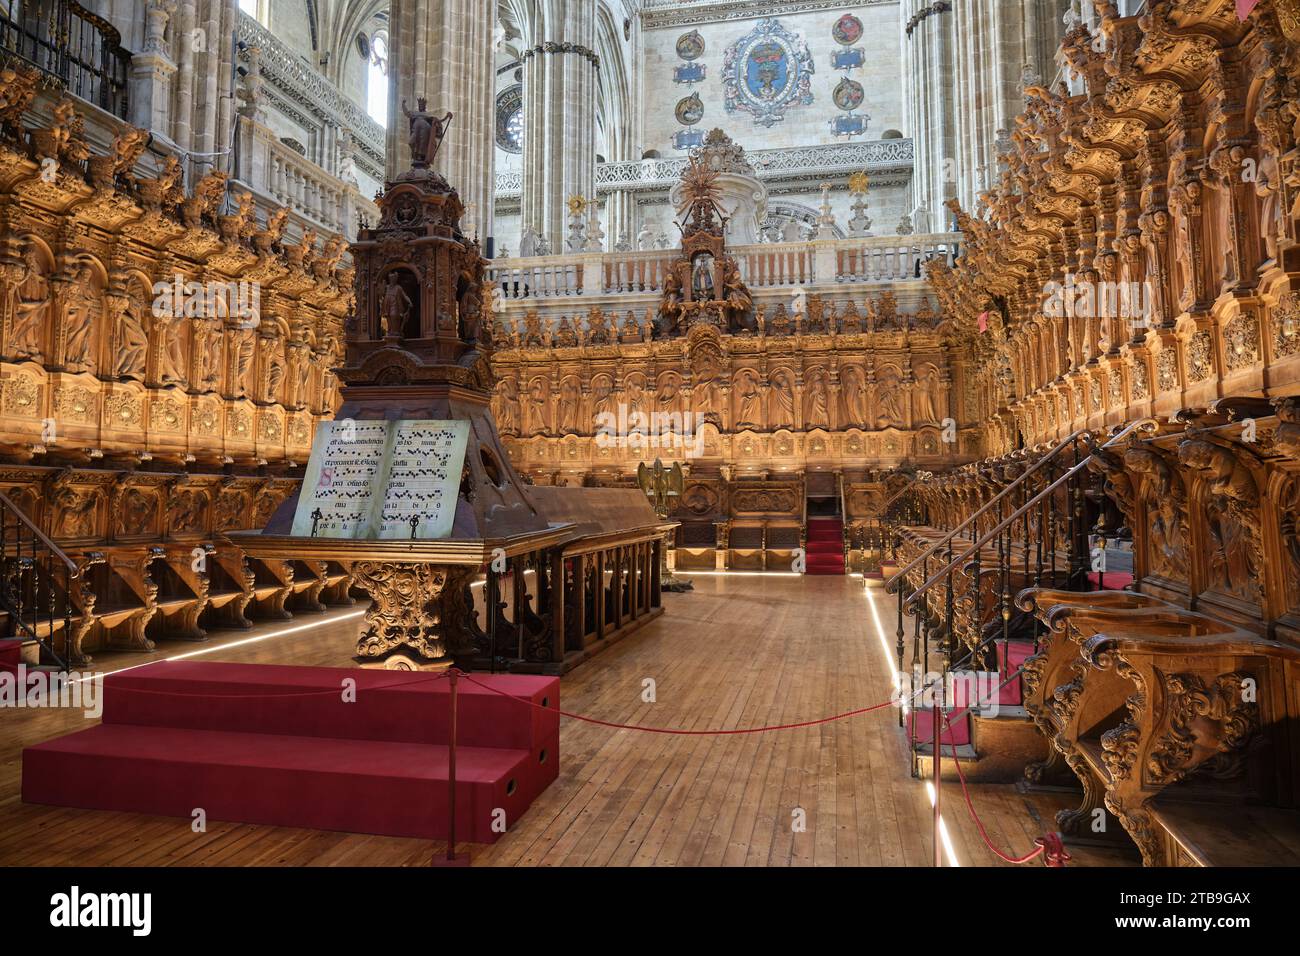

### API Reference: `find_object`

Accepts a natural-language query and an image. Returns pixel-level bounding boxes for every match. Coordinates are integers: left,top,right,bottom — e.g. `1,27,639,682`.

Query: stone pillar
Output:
386,0,497,237
129,0,177,133
902,0,956,231
520,0,598,246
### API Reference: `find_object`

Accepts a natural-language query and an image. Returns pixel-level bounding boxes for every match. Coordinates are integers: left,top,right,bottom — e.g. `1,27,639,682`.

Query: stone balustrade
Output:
487,233,959,303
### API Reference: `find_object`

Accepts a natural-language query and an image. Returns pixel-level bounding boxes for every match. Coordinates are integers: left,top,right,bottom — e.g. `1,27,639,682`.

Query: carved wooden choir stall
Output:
885,0,1300,866
0,66,351,665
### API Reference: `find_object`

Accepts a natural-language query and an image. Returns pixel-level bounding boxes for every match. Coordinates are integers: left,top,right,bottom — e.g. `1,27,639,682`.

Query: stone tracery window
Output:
496,83,524,153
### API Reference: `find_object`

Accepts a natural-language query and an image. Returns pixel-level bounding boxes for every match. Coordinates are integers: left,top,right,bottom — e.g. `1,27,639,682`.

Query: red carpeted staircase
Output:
805,517,846,575
23,661,559,843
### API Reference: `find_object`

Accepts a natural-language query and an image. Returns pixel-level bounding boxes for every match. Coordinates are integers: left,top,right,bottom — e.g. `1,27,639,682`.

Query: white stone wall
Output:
640,6,905,159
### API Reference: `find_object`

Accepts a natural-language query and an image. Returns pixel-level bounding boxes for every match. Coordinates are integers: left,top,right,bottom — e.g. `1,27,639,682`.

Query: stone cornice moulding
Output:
641,0,899,30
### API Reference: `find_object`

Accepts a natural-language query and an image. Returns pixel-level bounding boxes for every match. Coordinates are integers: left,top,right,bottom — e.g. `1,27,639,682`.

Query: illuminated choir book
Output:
289,419,471,539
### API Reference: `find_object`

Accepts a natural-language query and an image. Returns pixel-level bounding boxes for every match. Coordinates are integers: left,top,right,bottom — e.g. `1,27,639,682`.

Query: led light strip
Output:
68,608,367,685
864,582,961,866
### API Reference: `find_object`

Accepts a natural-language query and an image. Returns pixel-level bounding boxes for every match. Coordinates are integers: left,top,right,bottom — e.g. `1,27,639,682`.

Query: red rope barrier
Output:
455,670,899,735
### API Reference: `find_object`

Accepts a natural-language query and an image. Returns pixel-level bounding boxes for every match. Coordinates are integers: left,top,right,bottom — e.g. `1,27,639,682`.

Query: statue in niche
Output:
769,369,794,428
913,364,941,424
874,367,905,428
591,377,614,426
804,368,829,428
379,272,411,338
1208,145,1241,287
656,373,683,419
492,378,520,434
265,336,286,403
10,246,50,359
692,355,720,422
637,224,654,250
734,369,762,428
401,98,452,167
231,327,255,397
299,354,317,409
156,312,188,385
557,378,580,433
691,252,716,300
198,319,223,391
624,374,647,422
841,364,866,425
112,291,148,380
524,377,549,435
62,263,100,372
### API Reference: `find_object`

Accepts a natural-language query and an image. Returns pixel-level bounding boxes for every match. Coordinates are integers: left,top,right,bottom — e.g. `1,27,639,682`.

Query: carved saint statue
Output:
493,378,521,434
874,367,905,427
557,378,580,432
380,272,412,337
656,373,682,418
591,377,615,426
721,258,752,328
10,246,50,359
734,369,762,428
624,374,647,422
913,364,941,424
840,364,866,426
231,327,256,397
265,335,286,402
804,368,829,428
769,369,794,428
401,98,452,167
62,263,100,372
157,312,188,385
113,292,149,380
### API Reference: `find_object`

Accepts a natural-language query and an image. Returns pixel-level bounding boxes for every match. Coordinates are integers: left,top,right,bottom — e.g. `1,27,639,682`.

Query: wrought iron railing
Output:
0,0,129,118
0,489,82,670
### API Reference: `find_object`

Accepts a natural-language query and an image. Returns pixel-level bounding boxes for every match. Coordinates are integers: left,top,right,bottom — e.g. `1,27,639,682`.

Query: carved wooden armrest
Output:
1074,625,1294,865
1016,585,1154,614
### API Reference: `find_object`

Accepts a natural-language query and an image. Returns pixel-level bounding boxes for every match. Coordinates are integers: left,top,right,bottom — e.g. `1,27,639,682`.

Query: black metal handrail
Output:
0,489,79,669
0,0,130,119
885,428,1093,593
902,418,1158,610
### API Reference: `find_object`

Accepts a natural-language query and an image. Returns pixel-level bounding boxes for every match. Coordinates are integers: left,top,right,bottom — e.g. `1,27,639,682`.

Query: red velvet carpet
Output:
23,661,559,843
805,517,845,575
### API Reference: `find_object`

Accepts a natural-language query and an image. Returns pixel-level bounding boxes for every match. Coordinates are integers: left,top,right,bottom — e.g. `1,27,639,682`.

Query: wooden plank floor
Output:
0,576,1135,867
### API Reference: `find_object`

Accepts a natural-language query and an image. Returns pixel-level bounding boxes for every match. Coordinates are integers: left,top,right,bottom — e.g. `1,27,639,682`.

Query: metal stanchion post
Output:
933,676,943,868
433,669,471,866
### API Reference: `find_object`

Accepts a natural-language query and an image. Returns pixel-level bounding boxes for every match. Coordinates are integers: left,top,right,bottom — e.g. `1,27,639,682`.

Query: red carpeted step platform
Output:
805,517,845,575
23,661,559,843
0,638,21,670
907,707,971,747
1087,571,1134,589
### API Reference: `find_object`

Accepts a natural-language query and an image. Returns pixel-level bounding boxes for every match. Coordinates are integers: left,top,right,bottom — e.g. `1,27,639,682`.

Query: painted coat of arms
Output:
722,18,814,128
